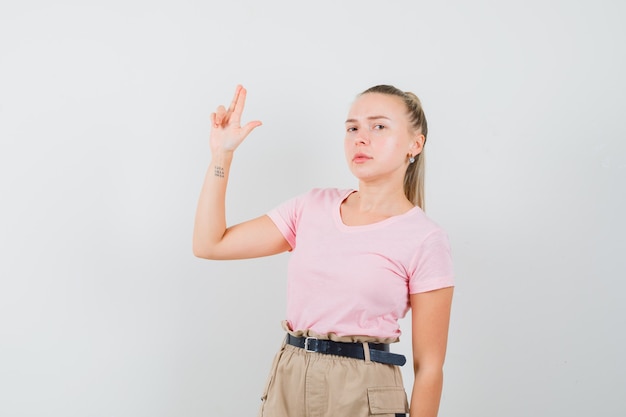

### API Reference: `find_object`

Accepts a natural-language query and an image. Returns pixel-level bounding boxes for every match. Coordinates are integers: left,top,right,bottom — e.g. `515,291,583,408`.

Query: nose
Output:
354,129,369,145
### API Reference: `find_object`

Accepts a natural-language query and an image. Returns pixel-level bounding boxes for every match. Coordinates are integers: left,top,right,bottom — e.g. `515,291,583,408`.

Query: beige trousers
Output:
258,337,409,417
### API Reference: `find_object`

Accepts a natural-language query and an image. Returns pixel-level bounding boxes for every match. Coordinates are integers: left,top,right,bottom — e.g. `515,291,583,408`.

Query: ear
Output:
410,133,426,155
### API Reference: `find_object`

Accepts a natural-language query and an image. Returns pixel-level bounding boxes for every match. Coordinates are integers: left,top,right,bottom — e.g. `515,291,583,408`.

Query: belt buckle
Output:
304,336,317,352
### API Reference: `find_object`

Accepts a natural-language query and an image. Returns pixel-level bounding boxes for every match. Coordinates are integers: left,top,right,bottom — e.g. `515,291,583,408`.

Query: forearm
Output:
409,367,444,417
192,151,233,258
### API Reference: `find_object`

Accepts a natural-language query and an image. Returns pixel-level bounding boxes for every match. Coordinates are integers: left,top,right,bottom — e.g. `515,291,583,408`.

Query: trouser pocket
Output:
367,386,409,416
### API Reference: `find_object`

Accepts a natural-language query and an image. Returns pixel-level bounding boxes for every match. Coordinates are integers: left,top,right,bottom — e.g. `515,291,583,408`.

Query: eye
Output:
373,124,385,130
346,126,357,132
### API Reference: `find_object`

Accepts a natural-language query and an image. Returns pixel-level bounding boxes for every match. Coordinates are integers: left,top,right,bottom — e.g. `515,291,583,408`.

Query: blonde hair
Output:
360,85,428,210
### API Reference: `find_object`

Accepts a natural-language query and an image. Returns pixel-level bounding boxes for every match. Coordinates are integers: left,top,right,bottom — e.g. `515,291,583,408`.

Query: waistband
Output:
281,320,400,344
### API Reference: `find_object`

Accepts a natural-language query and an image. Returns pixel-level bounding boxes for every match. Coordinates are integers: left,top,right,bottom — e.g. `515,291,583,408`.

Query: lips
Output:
352,153,372,163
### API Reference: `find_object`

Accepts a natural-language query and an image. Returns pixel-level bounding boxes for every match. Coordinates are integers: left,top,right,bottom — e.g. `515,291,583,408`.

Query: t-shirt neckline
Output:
334,189,419,231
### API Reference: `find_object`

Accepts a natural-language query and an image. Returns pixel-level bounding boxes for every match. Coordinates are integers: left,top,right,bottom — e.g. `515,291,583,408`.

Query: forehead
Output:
347,93,407,120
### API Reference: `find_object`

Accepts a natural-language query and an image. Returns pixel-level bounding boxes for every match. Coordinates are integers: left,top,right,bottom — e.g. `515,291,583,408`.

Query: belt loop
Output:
363,342,372,364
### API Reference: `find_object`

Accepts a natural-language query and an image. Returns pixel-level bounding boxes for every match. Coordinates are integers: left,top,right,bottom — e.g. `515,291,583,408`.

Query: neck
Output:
354,182,412,213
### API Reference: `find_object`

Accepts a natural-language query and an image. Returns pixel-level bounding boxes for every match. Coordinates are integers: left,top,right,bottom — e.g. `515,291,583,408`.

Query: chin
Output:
349,169,376,181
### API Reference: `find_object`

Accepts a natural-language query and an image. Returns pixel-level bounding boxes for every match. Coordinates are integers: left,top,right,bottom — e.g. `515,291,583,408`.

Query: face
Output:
344,93,422,183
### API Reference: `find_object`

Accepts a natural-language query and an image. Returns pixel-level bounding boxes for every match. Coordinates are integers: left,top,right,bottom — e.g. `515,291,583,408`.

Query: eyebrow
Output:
345,115,391,124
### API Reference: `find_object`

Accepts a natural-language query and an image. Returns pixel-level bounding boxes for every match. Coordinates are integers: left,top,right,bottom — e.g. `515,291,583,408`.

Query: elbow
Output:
192,231,222,259
193,247,208,259
192,242,217,259
193,248,218,260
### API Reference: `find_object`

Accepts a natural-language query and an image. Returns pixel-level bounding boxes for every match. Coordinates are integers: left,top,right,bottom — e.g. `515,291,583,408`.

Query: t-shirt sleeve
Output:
266,192,307,250
409,230,455,294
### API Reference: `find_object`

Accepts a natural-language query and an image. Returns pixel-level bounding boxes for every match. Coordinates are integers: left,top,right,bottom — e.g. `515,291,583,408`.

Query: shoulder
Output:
404,207,451,245
272,187,352,214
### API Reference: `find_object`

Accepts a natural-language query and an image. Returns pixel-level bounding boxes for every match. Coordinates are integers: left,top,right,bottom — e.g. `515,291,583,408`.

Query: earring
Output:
409,155,415,164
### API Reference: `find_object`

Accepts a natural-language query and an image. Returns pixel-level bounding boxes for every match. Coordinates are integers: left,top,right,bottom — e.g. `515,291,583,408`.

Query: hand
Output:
210,85,262,153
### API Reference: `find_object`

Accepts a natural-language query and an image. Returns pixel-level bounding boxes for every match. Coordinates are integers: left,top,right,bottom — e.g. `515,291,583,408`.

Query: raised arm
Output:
409,287,454,417
192,85,291,260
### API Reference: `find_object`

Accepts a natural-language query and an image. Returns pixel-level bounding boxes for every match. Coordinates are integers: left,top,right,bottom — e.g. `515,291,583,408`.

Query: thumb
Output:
241,120,262,139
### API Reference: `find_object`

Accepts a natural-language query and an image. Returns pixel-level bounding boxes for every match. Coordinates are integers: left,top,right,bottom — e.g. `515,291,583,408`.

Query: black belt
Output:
286,334,406,366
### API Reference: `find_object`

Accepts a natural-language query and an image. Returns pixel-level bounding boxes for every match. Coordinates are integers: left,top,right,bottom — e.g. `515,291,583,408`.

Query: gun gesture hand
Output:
210,85,262,153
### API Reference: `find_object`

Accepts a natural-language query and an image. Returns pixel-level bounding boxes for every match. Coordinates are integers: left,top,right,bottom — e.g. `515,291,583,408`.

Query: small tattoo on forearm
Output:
214,166,225,178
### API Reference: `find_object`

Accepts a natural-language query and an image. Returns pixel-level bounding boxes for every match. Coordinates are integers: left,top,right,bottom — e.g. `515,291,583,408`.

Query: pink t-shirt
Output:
267,188,454,339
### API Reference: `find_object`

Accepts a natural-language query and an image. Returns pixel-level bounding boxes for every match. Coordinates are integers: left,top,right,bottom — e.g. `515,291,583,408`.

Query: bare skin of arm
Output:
192,85,291,260
409,287,454,417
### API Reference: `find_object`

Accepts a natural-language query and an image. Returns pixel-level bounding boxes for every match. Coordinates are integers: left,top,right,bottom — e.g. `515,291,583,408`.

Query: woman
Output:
193,84,454,417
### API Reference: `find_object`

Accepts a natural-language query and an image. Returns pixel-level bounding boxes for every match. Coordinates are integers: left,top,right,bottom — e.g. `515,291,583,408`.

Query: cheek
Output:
394,134,413,152
382,137,406,155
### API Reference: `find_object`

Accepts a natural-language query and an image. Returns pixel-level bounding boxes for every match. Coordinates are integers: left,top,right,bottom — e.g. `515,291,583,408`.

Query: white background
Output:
1,1,625,416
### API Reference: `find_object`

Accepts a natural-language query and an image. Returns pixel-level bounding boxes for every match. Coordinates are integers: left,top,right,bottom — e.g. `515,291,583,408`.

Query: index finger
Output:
231,86,248,123
227,85,242,115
